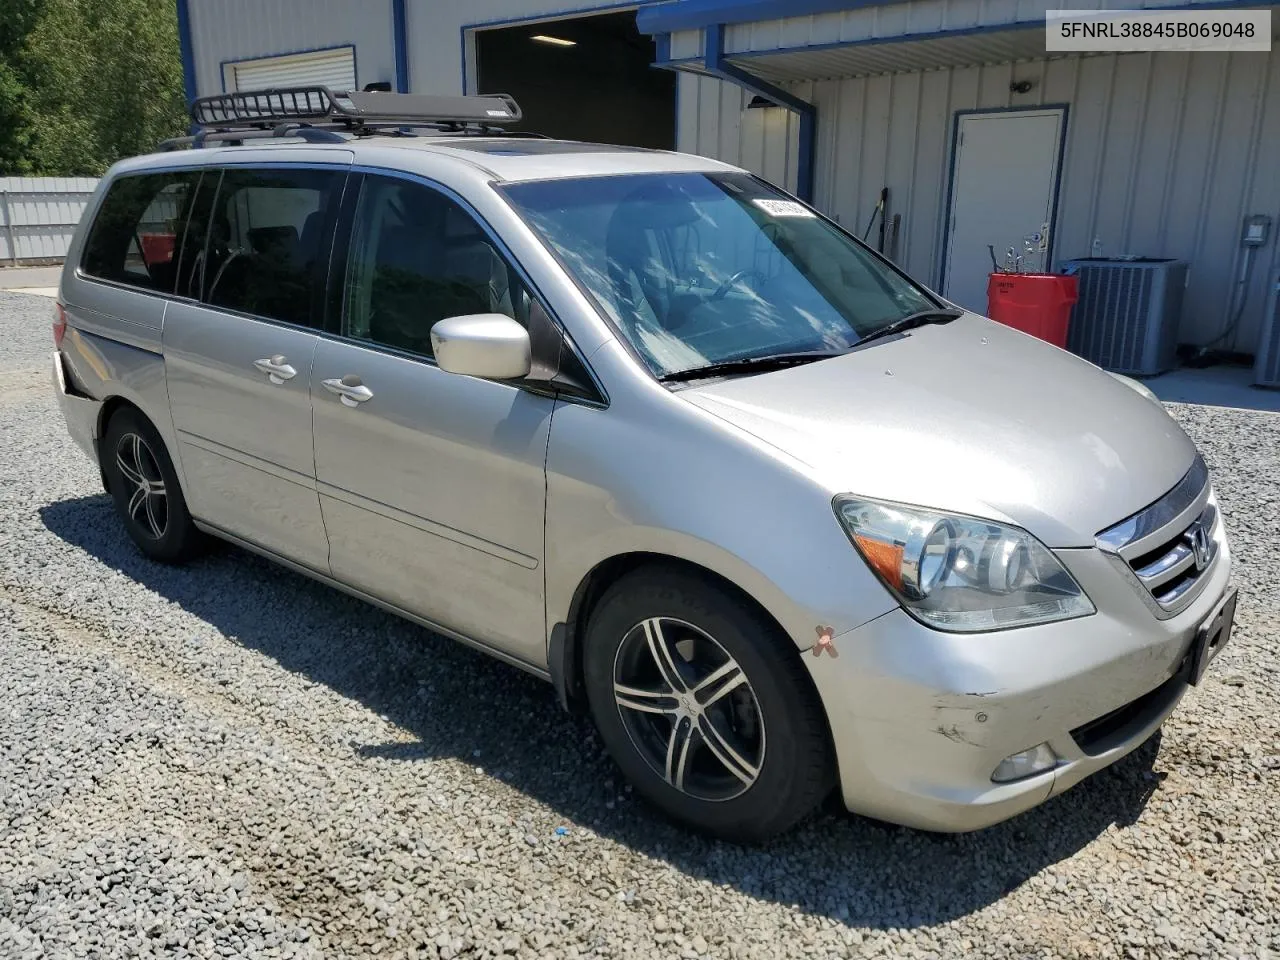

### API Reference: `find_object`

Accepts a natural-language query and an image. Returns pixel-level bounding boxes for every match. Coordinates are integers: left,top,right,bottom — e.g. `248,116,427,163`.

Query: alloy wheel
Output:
612,617,765,801
115,432,168,540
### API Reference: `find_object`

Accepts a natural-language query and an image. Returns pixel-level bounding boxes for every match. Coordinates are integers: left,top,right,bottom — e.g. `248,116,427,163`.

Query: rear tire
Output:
102,408,203,563
583,567,834,842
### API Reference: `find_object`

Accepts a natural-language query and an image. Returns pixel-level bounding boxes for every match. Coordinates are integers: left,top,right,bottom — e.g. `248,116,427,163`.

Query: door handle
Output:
322,375,373,407
254,355,297,384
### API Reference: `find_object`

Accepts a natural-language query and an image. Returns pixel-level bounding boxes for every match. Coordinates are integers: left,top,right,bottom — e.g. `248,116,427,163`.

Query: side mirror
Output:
431,314,532,380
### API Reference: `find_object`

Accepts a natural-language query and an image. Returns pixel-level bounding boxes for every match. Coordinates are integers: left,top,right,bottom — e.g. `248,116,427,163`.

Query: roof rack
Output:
159,86,528,151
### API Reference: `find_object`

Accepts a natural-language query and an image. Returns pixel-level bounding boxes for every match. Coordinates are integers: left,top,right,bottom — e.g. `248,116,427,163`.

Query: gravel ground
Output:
0,289,1276,959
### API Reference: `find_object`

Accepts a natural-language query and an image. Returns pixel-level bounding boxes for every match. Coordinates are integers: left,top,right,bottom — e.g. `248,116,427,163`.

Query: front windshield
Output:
500,172,936,379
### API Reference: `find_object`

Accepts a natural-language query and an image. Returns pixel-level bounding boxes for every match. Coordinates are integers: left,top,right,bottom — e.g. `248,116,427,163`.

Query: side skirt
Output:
192,519,553,684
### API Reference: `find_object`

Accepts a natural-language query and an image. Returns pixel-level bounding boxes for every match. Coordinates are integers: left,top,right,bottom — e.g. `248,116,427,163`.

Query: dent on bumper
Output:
53,350,101,462
805,536,1232,832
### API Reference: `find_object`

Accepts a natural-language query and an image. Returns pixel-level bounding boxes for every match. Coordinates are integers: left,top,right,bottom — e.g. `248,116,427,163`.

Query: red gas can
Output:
985,273,1079,348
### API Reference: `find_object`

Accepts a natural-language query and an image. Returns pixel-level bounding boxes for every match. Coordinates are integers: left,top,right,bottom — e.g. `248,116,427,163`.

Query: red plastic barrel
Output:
985,273,1078,348
138,233,176,267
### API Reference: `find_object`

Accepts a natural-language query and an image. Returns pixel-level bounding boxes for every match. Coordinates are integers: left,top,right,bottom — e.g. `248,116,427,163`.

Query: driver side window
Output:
343,175,529,359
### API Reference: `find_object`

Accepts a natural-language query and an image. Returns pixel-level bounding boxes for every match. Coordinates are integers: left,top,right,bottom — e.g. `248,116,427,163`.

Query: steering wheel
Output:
708,268,766,303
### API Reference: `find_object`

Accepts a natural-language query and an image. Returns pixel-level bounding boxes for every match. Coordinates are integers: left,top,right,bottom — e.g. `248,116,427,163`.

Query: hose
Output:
1201,245,1257,350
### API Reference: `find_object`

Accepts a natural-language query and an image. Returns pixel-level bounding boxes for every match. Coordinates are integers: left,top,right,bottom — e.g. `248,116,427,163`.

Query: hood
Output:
681,314,1196,547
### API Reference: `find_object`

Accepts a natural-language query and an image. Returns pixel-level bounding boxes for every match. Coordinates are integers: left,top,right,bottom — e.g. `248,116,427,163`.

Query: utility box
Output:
1061,258,1187,376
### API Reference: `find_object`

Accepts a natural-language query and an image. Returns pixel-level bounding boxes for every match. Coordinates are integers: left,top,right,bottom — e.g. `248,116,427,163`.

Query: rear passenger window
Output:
81,171,201,292
342,175,531,358
202,167,345,327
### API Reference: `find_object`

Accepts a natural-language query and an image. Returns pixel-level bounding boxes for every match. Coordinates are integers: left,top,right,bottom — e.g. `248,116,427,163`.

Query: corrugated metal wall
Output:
677,49,1280,355
187,0,396,95
0,178,99,263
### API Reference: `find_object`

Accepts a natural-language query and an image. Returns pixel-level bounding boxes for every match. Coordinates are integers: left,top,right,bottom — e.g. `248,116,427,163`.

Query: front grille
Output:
1127,504,1217,606
1096,457,1216,617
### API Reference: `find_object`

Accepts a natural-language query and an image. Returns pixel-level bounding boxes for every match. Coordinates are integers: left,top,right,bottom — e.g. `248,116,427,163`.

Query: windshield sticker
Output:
752,198,815,218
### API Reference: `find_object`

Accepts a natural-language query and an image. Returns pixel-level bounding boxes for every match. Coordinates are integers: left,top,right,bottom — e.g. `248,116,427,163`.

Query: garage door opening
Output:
474,11,675,149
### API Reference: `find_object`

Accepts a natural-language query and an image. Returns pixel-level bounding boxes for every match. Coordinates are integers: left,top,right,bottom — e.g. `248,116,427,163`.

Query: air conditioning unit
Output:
1253,270,1280,388
1061,258,1187,376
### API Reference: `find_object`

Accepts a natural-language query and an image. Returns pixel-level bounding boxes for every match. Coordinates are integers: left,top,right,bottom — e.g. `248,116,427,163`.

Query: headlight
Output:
834,496,1095,632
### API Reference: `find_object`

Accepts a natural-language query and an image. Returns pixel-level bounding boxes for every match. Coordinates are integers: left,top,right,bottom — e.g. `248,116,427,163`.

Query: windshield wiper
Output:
658,350,845,383
856,308,963,347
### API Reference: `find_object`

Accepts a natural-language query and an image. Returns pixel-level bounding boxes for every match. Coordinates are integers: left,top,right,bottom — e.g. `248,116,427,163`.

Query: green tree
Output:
21,0,188,175
0,0,46,175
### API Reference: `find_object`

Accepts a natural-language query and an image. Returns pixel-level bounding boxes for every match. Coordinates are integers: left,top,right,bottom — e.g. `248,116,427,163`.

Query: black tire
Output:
583,566,834,842
102,407,203,563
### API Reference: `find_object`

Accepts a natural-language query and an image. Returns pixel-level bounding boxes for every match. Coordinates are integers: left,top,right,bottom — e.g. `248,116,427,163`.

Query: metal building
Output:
178,0,1280,356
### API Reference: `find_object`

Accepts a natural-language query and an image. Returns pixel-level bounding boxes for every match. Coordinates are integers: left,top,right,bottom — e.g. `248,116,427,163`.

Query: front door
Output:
311,172,554,666
943,108,1065,313
164,163,348,571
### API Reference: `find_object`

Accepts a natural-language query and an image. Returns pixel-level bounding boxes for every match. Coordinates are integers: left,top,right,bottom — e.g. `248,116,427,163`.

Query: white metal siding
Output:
676,49,1280,354
678,73,802,195
187,0,395,95
0,178,99,263
670,28,702,59
225,47,357,92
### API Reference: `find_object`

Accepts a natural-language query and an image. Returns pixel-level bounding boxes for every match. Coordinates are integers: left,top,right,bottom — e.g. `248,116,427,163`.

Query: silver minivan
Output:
53,89,1235,841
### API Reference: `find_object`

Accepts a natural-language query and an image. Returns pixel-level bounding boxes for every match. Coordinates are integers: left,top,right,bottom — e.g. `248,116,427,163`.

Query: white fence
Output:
0,177,100,264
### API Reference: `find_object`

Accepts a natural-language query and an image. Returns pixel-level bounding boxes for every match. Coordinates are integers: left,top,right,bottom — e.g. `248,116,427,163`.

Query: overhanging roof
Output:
647,0,1279,84
726,22,1047,83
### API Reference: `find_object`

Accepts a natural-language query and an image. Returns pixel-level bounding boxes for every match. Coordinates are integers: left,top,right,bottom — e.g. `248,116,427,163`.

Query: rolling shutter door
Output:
227,47,357,92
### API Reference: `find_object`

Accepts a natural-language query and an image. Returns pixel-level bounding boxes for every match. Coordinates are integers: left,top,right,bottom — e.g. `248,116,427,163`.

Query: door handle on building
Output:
322,376,373,407
254,355,297,384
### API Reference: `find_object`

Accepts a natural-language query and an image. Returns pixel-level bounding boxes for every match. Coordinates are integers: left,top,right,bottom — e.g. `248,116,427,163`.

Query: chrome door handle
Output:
254,355,297,384
322,376,373,407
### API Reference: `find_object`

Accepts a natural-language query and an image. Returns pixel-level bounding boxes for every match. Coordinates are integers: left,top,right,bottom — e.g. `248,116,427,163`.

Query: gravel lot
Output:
1,289,1276,959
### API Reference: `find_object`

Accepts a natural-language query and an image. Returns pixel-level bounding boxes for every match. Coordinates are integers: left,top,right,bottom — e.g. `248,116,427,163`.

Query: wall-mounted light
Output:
531,34,576,47
1010,80,1034,94
747,95,776,109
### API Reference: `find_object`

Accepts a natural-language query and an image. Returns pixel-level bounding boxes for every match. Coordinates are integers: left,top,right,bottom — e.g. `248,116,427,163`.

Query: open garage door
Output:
474,12,674,150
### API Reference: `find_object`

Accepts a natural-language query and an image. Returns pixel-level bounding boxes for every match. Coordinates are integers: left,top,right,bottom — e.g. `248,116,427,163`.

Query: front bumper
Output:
53,349,101,462
806,518,1232,832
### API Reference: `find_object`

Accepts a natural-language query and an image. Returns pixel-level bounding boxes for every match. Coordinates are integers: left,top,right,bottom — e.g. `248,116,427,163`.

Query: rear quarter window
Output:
81,171,201,293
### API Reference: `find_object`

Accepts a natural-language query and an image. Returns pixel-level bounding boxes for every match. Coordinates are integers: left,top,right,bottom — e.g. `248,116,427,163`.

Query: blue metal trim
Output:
392,0,410,92
461,31,469,94
466,0,660,32
937,105,1070,294
703,23,815,201
218,43,359,94
175,0,197,105
639,0,909,35
654,32,671,63
639,0,1265,42
671,39,681,148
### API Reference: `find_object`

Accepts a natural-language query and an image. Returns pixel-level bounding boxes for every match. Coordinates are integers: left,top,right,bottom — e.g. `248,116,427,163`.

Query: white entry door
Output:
943,109,1065,313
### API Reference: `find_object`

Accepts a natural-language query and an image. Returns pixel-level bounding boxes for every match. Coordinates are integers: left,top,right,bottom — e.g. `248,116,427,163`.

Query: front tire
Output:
102,408,202,563
583,567,834,842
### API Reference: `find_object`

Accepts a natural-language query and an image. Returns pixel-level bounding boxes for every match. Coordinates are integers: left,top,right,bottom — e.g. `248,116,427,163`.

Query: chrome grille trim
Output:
1096,457,1217,619
1135,541,1194,588
1096,455,1208,553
